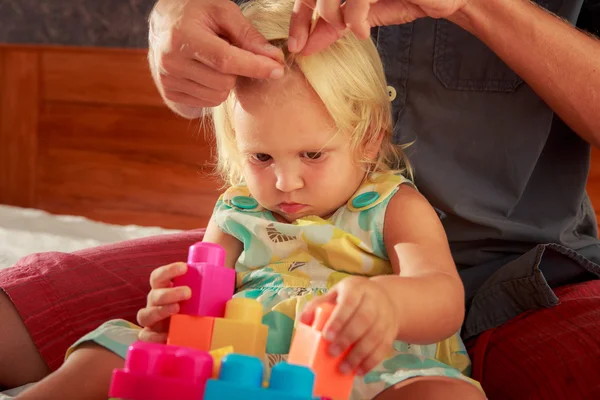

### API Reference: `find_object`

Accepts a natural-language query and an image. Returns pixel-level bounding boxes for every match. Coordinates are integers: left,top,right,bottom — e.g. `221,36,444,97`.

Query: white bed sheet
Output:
0,205,182,270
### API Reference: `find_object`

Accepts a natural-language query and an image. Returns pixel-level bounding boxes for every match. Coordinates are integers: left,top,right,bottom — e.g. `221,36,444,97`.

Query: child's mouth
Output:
278,202,306,214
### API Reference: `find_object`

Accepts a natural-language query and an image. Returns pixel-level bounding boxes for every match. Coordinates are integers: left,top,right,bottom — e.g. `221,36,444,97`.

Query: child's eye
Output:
252,153,272,162
302,152,322,160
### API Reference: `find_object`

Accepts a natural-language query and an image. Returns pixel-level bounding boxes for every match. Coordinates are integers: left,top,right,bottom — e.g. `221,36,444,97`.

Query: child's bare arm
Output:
15,343,123,400
202,215,243,268
375,184,465,343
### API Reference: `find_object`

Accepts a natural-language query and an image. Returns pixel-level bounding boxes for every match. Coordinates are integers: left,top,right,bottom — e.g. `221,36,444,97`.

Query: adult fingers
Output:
160,57,237,92
213,0,285,64
160,74,229,107
316,0,346,31
289,0,316,53
343,0,373,40
299,18,347,56
192,32,284,80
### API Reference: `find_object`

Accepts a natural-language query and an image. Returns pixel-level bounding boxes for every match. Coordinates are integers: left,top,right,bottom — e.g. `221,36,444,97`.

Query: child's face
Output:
233,71,367,222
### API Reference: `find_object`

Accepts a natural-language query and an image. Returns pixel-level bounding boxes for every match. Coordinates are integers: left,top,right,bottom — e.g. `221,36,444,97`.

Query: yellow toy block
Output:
209,346,234,378
210,298,268,359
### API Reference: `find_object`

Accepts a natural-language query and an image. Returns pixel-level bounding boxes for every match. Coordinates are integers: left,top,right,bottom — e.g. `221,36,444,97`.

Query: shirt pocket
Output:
432,0,563,92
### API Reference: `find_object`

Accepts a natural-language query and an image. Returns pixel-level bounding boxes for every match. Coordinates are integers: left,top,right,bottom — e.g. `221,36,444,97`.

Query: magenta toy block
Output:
172,242,235,317
109,341,213,400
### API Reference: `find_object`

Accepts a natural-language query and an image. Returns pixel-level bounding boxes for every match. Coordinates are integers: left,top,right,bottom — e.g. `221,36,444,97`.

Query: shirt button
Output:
387,86,397,101
231,196,258,210
352,191,380,208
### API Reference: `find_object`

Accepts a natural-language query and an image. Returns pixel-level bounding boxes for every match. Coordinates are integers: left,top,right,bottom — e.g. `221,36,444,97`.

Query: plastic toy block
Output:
109,341,213,400
210,298,269,358
172,242,235,318
208,346,233,378
288,303,355,400
203,354,318,400
167,314,214,350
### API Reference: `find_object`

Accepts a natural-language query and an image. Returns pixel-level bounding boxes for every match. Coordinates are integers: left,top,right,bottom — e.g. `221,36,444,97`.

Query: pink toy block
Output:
109,341,213,400
172,242,235,317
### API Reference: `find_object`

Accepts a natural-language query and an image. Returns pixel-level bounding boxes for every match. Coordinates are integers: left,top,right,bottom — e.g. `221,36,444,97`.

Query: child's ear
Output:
364,130,384,159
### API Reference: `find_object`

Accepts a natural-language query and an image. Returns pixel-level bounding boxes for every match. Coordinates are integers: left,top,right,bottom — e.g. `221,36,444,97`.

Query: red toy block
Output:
167,314,214,351
288,303,355,400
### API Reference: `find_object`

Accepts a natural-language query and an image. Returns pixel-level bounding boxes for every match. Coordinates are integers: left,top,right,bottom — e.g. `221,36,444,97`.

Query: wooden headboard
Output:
0,44,221,230
1,44,599,231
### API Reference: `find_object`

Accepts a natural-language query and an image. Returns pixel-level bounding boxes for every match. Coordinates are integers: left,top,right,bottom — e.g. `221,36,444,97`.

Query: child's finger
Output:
357,339,391,376
326,303,373,357
147,286,192,307
137,303,179,328
149,262,187,289
338,322,385,374
299,291,337,325
138,327,169,344
321,280,365,340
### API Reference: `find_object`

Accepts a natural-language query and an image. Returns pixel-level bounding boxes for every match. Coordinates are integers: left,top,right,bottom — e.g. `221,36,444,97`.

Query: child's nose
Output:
275,166,304,193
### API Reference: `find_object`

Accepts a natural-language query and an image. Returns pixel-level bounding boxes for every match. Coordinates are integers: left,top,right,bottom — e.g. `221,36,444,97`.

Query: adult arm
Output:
449,0,600,146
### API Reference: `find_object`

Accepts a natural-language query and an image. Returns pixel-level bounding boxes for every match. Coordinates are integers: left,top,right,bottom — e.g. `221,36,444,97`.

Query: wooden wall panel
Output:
1,44,600,231
41,49,164,107
37,102,221,229
0,49,39,207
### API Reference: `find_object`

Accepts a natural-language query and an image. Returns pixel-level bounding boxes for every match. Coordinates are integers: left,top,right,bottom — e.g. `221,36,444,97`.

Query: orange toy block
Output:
288,303,355,400
167,314,214,351
210,298,268,359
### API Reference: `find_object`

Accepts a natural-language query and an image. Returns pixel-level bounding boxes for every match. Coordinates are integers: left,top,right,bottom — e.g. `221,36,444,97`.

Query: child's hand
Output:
137,262,192,343
300,276,399,376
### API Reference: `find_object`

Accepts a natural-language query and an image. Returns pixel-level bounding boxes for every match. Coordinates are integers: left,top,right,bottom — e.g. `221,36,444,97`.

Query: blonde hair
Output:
209,0,411,186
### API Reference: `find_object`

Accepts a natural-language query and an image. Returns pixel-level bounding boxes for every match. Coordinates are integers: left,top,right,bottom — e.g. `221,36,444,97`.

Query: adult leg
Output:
467,279,600,400
0,229,204,387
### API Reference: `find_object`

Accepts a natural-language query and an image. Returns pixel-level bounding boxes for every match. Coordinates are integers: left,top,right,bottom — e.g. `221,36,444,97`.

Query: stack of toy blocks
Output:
109,242,322,400
288,302,356,400
167,242,268,359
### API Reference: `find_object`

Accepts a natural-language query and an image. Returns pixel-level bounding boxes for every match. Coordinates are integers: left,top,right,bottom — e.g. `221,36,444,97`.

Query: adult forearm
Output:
451,0,600,146
370,273,465,344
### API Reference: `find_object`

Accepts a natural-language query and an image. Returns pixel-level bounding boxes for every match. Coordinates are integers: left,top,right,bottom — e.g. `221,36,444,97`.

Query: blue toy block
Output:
203,354,319,400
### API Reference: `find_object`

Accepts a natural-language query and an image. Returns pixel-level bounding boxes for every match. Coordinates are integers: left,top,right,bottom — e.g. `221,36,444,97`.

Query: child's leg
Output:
374,377,486,400
14,343,123,400
0,291,50,388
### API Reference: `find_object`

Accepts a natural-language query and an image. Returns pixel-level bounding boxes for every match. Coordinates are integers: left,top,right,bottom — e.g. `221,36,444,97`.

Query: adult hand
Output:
149,0,286,119
289,0,468,55
137,262,191,343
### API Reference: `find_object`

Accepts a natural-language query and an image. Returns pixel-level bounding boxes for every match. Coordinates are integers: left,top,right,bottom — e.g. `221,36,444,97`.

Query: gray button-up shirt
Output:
375,0,600,338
